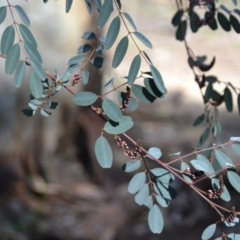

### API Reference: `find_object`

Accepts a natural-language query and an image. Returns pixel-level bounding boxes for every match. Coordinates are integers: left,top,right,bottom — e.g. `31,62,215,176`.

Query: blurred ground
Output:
0,0,240,240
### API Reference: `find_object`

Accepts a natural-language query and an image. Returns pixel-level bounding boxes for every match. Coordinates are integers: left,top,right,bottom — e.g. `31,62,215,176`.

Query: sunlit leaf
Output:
122,160,141,172
123,12,137,31
144,78,163,98
131,84,156,103
14,61,26,88
215,149,234,168
102,99,123,122
94,136,113,168
128,55,141,85
191,159,209,172
150,65,166,94
227,171,240,193
201,224,216,240
133,31,152,49
19,24,37,47
24,41,42,63
144,196,153,209
148,147,162,159
128,172,146,194
197,154,215,178
134,184,149,205
67,63,79,73
14,5,30,26
156,195,169,208
1,25,15,54
232,143,240,156
73,91,98,106
148,205,164,234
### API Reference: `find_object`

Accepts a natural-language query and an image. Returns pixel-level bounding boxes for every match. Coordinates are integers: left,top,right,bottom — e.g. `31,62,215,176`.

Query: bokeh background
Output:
0,0,240,239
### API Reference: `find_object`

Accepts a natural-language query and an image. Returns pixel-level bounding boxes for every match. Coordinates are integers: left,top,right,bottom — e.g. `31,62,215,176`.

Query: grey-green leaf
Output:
29,72,44,99
122,160,141,172
30,59,46,80
14,61,26,88
102,99,122,122
215,150,234,168
68,55,85,65
104,116,134,134
181,162,193,183
94,136,113,168
82,70,90,85
5,43,20,74
0,7,7,24
201,224,216,240
128,172,146,194
77,44,92,54
97,0,113,29
123,12,137,31
148,147,162,159
224,87,233,112
105,16,121,50
117,91,138,111
150,65,166,94
212,178,230,202
228,171,240,193
19,24,37,47
148,204,164,234
73,91,98,106
232,144,240,157
112,36,129,68
1,25,15,54
197,154,215,178
133,31,152,49
24,41,42,63
82,31,97,40
66,0,73,13
144,78,164,98
131,84,156,103
191,159,209,171
134,184,149,205
156,195,169,208
128,54,141,85
14,5,30,26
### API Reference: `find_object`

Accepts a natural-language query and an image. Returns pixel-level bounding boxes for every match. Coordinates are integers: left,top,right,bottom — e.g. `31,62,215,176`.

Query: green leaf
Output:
22,109,36,117
0,7,7,24
224,87,233,112
190,159,209,172
181,162,193,183
82,31,96,40
122,160,141,172
176,20,187,41
142,51,152,64
133,31,152,49
104,116,134,134
73,91,98,106
128,55,141,85
150,65,166,94
156,195,169,208
29,72,44,99
5,43,20,74
14,61,26,88
66,0,73,13
228,171,240,193
151,168,174,184
19,24,37,47
232,144,240,156
68,55,85,65
228,233,240,239
212,178,230,202
230,14,240,33
91,56,105,68
144,196,153,209
131,84,156,103
94,136,113,168
102,99,123,122
14,5,30,26
148,147,162,159
77,44,92,54
193,114,205,126
217,12,231,31
134,184,149,205
1,25,15,54
123,12,137,31
24,41,42,63
171,10,183,26
112,36,129,68
144,78,163,98
198,128,210,147
117,92,138,111
201,224,216,240
82,70,90,85
67,63,79,73
128,172,146,194
97,0,113,29
197,154,215,178
30,59,46,80
41,108,52,117
215,150,234,168
105,16,121,50
148,205,164,234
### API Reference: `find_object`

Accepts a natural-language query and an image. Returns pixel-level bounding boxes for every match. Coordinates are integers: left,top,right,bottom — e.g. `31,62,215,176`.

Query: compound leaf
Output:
94,136,113,168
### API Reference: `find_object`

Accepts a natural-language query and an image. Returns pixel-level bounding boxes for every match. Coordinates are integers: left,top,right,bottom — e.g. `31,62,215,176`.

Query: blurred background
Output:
0,0,240,239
